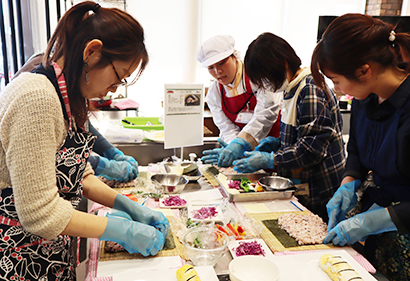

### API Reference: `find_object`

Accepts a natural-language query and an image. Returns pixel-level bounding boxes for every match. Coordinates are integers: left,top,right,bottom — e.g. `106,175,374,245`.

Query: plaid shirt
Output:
276,70,346,219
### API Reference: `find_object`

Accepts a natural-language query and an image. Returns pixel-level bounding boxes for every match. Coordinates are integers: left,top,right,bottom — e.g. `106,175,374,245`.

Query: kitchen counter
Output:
82,167,386,281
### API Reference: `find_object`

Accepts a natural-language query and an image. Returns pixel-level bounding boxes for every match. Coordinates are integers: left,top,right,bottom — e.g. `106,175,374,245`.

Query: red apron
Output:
220,73,280,137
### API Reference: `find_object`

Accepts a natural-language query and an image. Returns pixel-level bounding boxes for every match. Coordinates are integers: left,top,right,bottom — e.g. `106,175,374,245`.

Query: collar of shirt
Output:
361,76,410,121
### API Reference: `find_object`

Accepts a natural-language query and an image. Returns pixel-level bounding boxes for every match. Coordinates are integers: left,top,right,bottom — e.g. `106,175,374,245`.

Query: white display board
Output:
164,84,204,149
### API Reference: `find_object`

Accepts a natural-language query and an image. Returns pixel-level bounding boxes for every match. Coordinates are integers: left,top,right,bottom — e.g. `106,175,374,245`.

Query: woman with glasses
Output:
197,35,282,167
311,14,410,279
0,2,169,280
13,53,140,183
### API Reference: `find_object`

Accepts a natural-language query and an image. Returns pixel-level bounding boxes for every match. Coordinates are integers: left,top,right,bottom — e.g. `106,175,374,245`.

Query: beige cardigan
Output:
0,72,94,240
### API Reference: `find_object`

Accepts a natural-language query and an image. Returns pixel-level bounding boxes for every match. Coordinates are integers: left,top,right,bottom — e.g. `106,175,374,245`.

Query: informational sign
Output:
164,84,204,149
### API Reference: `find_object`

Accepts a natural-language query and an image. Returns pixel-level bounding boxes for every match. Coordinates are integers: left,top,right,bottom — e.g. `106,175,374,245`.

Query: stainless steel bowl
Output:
150,174,188,194
258,176,295,191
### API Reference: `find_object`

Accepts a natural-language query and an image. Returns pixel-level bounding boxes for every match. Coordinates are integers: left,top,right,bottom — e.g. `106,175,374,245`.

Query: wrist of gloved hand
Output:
113,194,169,238
100,216,164,256
255,136,281,152
324,207,397,246
218,137,252,167
326,180,361,230
94,157,138,182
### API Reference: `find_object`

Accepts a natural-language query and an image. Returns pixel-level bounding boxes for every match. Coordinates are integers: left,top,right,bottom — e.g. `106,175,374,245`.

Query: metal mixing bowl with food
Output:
258,176,296,191
150,174,188,194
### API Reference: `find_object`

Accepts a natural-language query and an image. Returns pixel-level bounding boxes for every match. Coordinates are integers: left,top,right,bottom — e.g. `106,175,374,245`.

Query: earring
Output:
84,61,90,85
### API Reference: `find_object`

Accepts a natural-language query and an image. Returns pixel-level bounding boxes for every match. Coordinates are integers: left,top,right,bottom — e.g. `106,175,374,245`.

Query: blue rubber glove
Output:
104,148,139,171
324,207,397,246
94,157,138,182
255,137,281,153
326,180,361,231
217,138,252,167
201,138,228,165
233,151,275,173
100,214,164,256
113,194,169,240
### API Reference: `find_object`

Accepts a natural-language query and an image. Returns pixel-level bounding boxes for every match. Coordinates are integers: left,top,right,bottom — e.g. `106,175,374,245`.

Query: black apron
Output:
0,65,96,280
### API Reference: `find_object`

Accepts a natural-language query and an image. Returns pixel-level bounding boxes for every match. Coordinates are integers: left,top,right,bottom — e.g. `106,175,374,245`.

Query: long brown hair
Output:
311,13,410,89
244,32,301,91
43,1,148,127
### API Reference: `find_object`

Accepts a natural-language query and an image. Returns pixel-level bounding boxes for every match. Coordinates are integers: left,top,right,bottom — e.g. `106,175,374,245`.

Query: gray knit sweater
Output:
0,72,94,240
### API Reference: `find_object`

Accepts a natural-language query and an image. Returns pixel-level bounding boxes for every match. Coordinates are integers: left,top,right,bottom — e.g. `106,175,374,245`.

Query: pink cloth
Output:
273,250,376,273
113,99,139,110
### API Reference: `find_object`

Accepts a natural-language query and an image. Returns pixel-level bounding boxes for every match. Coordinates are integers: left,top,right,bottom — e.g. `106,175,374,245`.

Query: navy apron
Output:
0,65,96,280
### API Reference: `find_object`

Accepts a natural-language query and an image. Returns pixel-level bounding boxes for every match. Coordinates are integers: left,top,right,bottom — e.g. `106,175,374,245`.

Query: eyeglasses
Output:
110,61,128,87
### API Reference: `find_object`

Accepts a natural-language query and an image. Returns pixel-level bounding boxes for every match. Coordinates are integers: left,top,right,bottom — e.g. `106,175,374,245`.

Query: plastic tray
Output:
121,117,164,131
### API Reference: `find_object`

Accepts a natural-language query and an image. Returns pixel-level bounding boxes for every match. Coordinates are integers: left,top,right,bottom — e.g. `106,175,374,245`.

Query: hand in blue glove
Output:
233,151,275,173
100,213,164,256
324,207,397,246
95,156,138,182
201,138,228,165
255,137,281,153
217,138,252,167
104,148,139,170
326,180,361,231
113,194,169,240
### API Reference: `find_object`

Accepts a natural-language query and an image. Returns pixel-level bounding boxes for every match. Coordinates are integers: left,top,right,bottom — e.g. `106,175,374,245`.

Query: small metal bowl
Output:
150,174,189,194
258,176,295,191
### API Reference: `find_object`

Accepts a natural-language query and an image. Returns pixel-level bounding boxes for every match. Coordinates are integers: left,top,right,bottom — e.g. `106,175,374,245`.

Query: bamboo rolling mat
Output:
245,211,336,253
98,216,188,261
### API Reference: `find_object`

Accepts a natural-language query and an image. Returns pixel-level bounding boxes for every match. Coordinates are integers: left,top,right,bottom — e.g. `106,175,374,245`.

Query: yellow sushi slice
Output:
176,264,201,281
320,254,363,281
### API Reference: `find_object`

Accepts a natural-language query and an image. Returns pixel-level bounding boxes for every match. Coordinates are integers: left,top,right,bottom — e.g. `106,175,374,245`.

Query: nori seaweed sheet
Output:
164,228,176,250
262,219,299,248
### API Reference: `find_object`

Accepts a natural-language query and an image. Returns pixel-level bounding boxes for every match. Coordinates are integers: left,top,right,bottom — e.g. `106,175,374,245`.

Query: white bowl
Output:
229,256,280,281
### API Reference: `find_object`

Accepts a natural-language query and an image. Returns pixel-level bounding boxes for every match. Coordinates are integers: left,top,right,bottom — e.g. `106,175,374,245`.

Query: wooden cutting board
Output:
245,211,336,253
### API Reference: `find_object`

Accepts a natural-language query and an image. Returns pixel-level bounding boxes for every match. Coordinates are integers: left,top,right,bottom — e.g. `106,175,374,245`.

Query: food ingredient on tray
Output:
233,241,266,257
99,176,135,188
278,213,328,245
320,254,363,281
216,223,246,240
186,218,200,228
163,195,187,207
176,264,202,281
191,206,218,220
228,177,262,192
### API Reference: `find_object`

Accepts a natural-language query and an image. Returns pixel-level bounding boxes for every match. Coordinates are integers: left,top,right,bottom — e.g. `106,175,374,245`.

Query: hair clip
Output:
92,3,101,13
389,30,396,42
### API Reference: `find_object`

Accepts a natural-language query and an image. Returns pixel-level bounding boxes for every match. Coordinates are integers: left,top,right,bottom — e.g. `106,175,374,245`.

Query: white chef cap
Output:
196,35,236,68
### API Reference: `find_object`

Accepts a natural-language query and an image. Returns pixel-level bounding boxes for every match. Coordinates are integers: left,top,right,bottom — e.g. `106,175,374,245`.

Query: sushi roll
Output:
176,264,201,281
319,254,363,281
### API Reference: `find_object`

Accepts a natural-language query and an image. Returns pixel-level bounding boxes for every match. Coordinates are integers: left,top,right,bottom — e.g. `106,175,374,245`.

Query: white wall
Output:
30,0,367,116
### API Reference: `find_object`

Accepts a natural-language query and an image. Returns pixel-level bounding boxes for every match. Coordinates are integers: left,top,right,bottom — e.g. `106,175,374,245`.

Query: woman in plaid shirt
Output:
233,32,345,220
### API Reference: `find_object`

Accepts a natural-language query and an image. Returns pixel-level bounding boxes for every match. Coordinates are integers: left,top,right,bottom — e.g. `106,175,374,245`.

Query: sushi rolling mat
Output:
98,216,188,261
245,211,336,253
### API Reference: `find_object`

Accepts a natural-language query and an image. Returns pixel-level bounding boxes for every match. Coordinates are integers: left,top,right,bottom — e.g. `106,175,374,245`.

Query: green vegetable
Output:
186,218,199,228
194,237,202,248
232,177,254,192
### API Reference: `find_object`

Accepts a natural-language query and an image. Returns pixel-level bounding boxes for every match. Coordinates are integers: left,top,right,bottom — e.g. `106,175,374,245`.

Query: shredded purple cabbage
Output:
163,195,187,206
234,241,266,257
192,206,218,219
228,180,241,190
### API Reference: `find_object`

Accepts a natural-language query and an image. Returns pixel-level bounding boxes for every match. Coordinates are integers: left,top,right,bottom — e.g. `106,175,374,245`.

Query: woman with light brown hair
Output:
0,2,168,279
311,13,410,279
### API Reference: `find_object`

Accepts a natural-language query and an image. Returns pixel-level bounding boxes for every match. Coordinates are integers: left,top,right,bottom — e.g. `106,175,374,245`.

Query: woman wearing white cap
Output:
197,35,282,167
